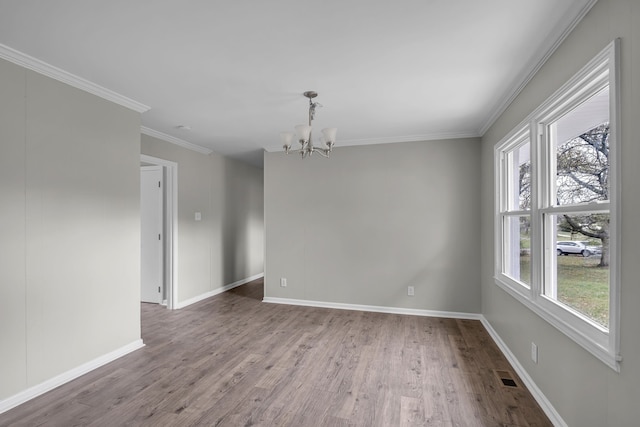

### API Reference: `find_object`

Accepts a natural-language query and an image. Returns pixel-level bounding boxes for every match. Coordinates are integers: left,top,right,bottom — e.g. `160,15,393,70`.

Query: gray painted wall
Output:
480,0,640,425
264,138,481,313
141,135,264,304
0,59,142,399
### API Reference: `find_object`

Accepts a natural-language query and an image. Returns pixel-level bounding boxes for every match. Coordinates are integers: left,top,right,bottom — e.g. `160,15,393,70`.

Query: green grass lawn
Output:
519,255,609,327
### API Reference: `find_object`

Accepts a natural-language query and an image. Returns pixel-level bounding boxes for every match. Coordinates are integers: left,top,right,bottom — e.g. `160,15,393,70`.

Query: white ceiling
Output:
0,0,595,167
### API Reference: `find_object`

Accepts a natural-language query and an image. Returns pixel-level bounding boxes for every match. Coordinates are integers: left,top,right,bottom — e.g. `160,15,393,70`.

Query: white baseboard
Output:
262,296,482,320
0,339,145,415
0,287,562,427
175,273,264,309
480,317,567,427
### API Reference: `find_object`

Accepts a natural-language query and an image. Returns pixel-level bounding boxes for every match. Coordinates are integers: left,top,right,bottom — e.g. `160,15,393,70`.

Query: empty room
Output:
1,1,639,426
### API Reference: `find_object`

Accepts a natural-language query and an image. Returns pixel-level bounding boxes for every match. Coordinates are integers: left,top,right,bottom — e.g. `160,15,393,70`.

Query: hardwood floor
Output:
0,278,552,426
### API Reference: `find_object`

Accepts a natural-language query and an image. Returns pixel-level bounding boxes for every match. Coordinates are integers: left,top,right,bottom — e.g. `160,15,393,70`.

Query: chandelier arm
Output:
313,148,330,158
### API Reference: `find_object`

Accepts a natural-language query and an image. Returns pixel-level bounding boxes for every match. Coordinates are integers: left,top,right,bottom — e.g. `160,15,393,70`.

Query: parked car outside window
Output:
556,241,602,257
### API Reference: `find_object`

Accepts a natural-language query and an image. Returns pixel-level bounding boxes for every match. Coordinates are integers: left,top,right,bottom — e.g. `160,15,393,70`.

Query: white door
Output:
141,166,163,303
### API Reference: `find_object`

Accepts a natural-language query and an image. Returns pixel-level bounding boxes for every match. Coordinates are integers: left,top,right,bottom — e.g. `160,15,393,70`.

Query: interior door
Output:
140,166,163,303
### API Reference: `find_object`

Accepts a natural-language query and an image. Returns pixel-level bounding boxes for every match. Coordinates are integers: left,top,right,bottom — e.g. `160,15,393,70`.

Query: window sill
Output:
494,275,620,372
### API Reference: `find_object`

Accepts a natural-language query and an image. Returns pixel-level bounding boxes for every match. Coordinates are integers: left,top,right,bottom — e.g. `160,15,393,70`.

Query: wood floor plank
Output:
0,278,552,426
400,395,425,426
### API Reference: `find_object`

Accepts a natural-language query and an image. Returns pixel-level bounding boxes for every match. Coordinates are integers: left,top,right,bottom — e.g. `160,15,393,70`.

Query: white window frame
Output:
494,40,621,371
496,126,532,298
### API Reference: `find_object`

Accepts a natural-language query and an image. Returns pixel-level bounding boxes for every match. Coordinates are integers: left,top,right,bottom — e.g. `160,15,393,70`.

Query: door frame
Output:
141,154,178,309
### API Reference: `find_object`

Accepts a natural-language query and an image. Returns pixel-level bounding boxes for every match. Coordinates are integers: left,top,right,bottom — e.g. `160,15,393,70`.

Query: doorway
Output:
140,154,178,309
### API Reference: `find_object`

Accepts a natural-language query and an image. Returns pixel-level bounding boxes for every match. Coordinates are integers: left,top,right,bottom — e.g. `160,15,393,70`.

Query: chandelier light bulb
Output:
280,132,294,152
295,125,312,143
321,127,337,144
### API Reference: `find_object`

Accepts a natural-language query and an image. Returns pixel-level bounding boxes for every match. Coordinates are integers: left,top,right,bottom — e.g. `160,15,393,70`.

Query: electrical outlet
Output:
407,286,415,296
531,342,538,364
280,278,287,287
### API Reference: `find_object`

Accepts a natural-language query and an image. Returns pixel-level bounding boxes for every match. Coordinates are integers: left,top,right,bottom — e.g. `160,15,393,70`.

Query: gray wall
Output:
264,139,481,313
480,0,640,425
141,135,264,304
0,59,142,400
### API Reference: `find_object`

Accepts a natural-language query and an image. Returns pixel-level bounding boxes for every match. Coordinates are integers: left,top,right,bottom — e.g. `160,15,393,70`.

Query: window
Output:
498,128,531,291
495,40,620,370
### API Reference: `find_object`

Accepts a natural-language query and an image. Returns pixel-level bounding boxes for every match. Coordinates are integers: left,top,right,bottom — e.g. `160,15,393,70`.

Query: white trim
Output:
0,339,144,415
608,38,623,363
493,40,621,371
480,317,567,427
174,273,264,309
262,297,481,320
140,154,179,310
141,126,213,155
494,277,619,371
478,0,599,136
337,131,481,146
0,43,149,113
263,131,480,153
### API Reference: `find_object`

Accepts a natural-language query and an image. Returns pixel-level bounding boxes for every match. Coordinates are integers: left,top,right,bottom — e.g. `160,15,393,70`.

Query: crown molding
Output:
141,126,213,155
265,130,480,153
478,0,599,136
339,130,481,147
0,43,150,113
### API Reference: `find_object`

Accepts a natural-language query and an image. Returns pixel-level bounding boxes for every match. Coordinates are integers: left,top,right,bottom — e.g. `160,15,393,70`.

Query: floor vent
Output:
494,370,518,388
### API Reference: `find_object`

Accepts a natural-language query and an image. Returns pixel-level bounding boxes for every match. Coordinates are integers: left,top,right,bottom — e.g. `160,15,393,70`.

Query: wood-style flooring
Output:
0,278,552,426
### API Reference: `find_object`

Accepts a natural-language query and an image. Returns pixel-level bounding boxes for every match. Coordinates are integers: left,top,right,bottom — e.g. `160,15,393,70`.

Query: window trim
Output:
494,39,621,371
495,125,532,297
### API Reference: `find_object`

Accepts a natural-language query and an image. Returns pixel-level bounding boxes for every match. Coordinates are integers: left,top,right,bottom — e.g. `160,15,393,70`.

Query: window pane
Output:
503,215,531,286
552,87,610,206
546,213,610,328
506,141,531,210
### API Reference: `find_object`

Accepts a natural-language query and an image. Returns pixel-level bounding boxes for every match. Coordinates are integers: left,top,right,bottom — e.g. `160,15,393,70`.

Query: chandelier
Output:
280,91,337,158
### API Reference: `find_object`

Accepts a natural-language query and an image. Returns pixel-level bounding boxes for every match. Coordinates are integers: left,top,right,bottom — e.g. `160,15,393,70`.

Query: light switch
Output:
195,212,202,221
